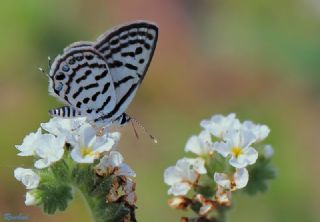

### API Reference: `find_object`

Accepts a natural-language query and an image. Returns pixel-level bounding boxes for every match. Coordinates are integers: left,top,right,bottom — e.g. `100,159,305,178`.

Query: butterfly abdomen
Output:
49,106,82,118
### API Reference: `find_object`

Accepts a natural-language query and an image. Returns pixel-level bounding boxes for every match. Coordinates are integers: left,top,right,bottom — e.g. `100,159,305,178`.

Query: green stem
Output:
72,185,96,222
216,207,227,222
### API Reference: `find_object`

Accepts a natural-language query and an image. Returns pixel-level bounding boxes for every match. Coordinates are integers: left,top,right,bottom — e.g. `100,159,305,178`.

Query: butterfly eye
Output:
62,65,70,72
55,82,63,92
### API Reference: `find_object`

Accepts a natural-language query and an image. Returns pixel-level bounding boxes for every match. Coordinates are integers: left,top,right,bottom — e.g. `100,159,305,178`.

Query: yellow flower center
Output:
80,147,94,157
231,147,243,158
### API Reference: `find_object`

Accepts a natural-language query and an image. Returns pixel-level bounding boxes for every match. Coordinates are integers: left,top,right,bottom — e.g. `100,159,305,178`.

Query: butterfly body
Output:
48,21,158,126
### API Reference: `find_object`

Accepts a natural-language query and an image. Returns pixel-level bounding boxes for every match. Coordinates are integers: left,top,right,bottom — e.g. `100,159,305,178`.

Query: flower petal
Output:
214,172,231,189
168,182,192,196
14,168,40,189
70,148,95,163
15,128,42,156
118,163,136,177
264,145,274,158
213,141,231,157
184,135,202,155
234,168,249,189
164,166,182,185
242,147,258,165
25,191,38,206
229,156,247,168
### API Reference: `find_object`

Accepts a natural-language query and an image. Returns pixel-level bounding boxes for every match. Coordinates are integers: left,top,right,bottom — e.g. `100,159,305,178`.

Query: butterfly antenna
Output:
131,121,140,139
130,117,157,144
38,67,45,74
48,56,52,69
38,67,50,79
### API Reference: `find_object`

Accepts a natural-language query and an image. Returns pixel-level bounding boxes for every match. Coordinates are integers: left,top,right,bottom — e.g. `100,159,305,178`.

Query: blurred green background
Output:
1,0,320,221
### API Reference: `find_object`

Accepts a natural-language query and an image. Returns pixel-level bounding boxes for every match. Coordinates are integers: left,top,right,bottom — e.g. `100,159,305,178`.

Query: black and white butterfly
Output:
47,21,158,127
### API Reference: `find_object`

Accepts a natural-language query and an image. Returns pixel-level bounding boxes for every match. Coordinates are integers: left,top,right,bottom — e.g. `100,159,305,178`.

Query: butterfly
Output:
47,21,158,128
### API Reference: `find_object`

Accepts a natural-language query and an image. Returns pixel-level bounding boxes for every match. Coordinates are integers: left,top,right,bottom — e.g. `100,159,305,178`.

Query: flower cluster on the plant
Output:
14,117,137,221
164,113,276,222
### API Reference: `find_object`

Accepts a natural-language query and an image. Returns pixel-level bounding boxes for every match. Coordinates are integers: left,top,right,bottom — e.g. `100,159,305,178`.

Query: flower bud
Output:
168,196,191,210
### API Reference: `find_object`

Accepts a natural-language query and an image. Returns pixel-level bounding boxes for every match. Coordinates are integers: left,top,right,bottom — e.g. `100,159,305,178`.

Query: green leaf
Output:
90,175,114,196
50,159,70,182
190,200,202,214
38,182,72,214
194,185,215,199
243,159,276,195
205,153,232,176
103,203,131,222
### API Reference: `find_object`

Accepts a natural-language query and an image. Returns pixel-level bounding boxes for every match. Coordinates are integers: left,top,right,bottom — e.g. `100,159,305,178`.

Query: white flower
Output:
242,121,270,142
14,168,40,189
200,113,241,139
214,129,258,168
15,128,42,156
96,151,136,177
41,117,86,143
264,145,274,158
185,130,215,156
195,194,215,216
123,178,137,205
109,132,121,144
164,158,207,196
34,134,65,169
25,191,38,206
215,186,231,205
214,168,249,191
70,124,115,163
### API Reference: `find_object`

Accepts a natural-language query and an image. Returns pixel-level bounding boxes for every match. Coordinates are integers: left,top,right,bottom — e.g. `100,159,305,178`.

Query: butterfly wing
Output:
48,45,117,123
94,21,158,119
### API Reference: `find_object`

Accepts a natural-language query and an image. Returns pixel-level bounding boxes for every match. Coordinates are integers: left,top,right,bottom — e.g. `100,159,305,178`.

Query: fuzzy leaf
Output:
206,153,229,175
194,185,215,199
243,159,276,195
104,203,132,222
51,159,70,182
91,175,114,196
38,182,72,214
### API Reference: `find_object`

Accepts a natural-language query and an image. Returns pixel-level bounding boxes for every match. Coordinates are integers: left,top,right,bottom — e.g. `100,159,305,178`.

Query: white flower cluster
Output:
15,117,119,167
164,113,273,205
14,117,135,206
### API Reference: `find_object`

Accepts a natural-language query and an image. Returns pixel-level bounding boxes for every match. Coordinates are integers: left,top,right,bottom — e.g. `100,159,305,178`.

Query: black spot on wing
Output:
96,83,138,121
95,70,108,81
114,76,135,88
102,82,110,94
96,96,111,113
83,97,90,104
108,60,123,68
135,47,143,55
84,83,99,90
121,52,135,57
75,70,92,84
92,91,100,101
102,39,152,59
125,63,138,71
72,86,84,99
55,72,66,80
65,62,106,95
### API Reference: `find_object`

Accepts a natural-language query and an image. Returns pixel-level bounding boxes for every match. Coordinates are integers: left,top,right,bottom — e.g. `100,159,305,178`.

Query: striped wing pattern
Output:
48,46,117,123
48,21,158,126
94,21,158,122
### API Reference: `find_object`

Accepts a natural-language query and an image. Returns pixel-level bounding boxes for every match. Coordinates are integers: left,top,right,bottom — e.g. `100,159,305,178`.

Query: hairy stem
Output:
73,185,96,222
